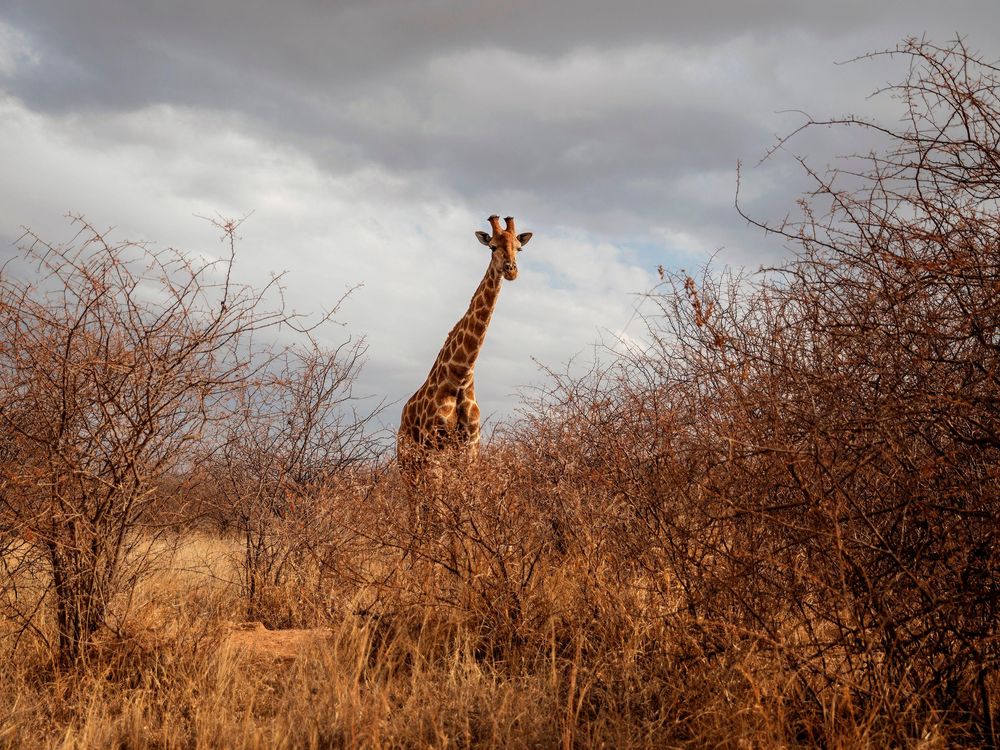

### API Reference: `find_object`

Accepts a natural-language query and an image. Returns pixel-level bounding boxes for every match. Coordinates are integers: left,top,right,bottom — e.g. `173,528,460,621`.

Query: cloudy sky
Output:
1,1,997,430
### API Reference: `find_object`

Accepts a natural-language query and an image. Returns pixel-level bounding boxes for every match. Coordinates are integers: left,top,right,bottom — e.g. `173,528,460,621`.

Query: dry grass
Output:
0,502,970,749
0,528,610,748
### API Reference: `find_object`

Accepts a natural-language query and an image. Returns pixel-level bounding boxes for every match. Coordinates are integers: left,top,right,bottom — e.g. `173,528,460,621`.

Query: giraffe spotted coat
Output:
397,215,532,468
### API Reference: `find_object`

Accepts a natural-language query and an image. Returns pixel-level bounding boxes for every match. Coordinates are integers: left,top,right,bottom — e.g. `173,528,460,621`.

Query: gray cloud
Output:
5,3,997,218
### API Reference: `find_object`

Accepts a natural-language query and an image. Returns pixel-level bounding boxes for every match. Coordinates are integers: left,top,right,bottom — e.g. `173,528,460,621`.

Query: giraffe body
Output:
398,215,532,468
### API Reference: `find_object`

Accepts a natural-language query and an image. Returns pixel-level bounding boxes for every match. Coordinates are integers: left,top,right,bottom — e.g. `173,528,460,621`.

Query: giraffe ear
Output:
475,231,491,246
517,232,533,247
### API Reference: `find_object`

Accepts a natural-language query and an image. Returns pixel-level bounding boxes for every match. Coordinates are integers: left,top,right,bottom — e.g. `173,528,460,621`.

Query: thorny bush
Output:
0,216,358,664
515,38,999,745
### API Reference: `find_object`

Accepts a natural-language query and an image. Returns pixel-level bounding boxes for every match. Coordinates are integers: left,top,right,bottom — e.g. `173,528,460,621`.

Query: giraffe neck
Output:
432,260,503,384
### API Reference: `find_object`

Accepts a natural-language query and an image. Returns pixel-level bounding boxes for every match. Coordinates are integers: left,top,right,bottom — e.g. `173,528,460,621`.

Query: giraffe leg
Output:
456,383,481,453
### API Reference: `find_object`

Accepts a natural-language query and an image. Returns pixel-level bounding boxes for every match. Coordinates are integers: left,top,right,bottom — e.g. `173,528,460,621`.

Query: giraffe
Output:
397,215,532,469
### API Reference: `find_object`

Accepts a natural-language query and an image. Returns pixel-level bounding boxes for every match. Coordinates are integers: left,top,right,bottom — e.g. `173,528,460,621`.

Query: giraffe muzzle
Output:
502,262,518,280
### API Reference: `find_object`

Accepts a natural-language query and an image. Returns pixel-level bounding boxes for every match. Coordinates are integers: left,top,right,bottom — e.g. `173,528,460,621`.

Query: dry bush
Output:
512,38,999,746
733,38,1000,741
210,331,386,624
0,215,323,664
365,449,554,658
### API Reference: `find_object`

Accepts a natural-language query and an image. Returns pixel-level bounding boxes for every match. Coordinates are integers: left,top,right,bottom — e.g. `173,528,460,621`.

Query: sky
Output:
0,1,998,432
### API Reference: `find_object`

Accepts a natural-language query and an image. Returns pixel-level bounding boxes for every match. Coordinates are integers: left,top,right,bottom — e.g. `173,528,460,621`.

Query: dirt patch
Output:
225,622,335,662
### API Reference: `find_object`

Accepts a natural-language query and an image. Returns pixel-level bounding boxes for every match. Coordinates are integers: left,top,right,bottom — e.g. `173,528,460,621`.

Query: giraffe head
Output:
475,215,533,281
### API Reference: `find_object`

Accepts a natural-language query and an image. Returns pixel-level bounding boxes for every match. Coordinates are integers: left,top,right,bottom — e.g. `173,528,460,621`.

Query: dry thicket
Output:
0,215,367,665
511,37,999,744
0,37,997,749
211,321,383,620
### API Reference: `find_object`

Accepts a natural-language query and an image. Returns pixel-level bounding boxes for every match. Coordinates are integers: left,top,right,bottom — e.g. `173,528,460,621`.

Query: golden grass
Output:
0,522,963,750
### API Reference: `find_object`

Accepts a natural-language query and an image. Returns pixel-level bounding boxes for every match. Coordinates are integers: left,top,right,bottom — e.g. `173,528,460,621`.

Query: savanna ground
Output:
1,39,998,748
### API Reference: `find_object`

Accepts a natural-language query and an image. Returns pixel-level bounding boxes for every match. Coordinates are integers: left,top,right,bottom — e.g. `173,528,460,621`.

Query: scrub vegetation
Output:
0,38,997,748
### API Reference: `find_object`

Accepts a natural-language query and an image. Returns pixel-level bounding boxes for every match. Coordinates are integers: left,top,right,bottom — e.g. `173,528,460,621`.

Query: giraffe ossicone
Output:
397,214,533,469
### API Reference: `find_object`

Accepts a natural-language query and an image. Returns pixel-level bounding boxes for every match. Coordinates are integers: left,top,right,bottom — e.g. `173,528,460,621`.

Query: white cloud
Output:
0,94,658,425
